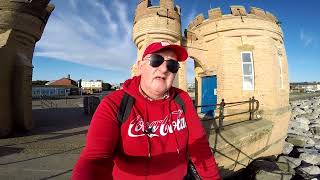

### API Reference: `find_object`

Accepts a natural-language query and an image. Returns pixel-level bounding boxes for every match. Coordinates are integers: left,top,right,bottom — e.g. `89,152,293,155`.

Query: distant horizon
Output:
32,76,320,85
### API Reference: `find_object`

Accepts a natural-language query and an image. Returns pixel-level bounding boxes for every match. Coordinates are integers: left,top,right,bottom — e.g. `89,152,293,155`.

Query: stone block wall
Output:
0,0,54,136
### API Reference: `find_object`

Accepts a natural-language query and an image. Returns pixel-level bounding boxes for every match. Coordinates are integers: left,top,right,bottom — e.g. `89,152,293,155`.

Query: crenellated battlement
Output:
188,6,279,30
134,0,181,24
0,0,54,23
137,0,175,9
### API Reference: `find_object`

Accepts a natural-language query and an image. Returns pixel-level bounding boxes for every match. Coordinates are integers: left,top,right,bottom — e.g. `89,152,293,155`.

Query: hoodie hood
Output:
122,76,175,103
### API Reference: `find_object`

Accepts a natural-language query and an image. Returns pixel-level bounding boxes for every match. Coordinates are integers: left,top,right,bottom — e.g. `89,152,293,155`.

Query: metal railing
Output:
196,96,259,130
39,95,58,109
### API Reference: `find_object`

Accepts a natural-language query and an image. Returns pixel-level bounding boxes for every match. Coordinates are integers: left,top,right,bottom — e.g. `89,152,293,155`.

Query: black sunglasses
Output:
148,54,180,73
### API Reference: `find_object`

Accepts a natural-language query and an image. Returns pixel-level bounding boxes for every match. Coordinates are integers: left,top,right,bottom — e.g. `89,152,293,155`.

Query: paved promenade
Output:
0,107,90,180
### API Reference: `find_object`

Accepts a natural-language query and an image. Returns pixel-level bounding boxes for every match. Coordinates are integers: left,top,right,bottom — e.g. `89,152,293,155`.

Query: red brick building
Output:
46,75,77,87
44,75,79,95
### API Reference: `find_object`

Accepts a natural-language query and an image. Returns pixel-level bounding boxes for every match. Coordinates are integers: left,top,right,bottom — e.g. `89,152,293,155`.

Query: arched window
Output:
241,52,254,90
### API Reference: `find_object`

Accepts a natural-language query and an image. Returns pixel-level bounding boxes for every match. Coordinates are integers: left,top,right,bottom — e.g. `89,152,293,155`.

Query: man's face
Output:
139,49,178,97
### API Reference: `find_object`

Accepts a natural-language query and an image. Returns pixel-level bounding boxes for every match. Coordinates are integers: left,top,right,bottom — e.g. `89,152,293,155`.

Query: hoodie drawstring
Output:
168,102,180,155
143,102,152,158
143,97,182,159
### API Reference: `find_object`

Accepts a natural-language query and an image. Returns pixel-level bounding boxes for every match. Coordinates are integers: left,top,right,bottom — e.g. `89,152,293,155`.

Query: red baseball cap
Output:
142,41,188,62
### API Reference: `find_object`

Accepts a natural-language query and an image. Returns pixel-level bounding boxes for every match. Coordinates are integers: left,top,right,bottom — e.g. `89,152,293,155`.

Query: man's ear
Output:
136,60,144,76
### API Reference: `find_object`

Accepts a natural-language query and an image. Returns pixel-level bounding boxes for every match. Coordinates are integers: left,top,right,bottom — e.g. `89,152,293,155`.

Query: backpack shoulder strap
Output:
117,92,183,124
174,94,186,112
117,92,135,124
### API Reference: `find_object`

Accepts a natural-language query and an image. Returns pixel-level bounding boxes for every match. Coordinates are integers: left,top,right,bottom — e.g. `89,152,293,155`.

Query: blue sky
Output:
33,0,319,84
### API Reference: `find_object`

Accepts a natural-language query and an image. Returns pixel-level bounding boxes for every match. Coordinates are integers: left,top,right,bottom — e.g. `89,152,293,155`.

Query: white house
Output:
81,80,103,93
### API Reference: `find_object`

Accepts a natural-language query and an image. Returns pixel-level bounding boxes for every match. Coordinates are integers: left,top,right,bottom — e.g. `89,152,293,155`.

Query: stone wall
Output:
0,0,54,136
183,6,290,165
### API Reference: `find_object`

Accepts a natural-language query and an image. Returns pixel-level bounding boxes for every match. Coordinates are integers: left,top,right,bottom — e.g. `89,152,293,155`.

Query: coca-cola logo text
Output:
128,110,187,138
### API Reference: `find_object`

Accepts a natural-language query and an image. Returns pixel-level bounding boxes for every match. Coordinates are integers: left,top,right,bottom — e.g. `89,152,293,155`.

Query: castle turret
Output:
0,0,54,136
184,6,290,171
132,0,187,89
135,0,151,14
160,0,174,9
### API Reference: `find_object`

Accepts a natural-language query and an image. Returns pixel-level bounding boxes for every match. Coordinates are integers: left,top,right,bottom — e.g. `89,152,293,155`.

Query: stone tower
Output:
132,0,187,90
185,6,290,171
0,0,54,137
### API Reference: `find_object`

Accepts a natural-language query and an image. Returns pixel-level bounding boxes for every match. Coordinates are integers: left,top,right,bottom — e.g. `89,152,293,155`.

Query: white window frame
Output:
241,51,255,90
278,55,284,89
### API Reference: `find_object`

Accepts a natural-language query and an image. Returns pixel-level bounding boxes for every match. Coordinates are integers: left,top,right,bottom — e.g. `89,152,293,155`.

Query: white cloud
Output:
113,1,131,34
300,29,314,47
35,0,137,71
89,0,118,33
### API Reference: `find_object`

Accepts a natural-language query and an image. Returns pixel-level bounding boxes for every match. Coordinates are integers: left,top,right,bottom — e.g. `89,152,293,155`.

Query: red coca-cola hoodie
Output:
72,76,221,180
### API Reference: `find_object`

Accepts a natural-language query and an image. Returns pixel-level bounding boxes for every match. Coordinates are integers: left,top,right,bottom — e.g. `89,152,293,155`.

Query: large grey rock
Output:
287,129,313,138
282,142,294,155
296,113,319,120
311,112,319,119
310,123,320,128
309,118,320,124
306,109,313,114
311,100,320,107
305,131,315,138
293,116,311,124
300,104,311,111
297,165,320,176
310,126,320,136
290,113,297,120
297,148,319,154
290,101,302,107
288,121,309,131
248,160,294,180
312,107,320,115
299,152,320,165
277,156,301,169
292,107,307,116
292,114,311,124
314,135,320,139
286,136,314,147
312,139,320,148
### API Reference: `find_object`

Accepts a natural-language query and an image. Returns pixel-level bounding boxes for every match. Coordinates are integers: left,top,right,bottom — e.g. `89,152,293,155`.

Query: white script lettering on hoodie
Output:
128,110,187,138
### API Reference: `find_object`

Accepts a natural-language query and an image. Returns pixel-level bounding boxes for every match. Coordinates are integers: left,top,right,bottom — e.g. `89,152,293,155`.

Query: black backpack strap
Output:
117,92,135,124
175,94,200,179
174,94,186,112
117,92,182,124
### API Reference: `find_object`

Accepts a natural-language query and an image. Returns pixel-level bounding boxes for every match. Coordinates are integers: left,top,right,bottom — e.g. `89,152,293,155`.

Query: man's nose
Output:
158,60,169,72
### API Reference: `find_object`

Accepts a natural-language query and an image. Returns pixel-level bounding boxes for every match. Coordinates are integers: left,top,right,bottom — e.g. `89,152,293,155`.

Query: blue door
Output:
201,76,217,116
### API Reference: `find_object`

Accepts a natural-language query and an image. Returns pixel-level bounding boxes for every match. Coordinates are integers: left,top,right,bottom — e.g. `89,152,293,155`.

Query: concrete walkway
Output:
0,107,90,180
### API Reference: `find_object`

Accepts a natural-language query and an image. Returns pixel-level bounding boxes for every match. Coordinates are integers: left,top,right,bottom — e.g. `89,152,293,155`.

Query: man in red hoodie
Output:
72,41,221,180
